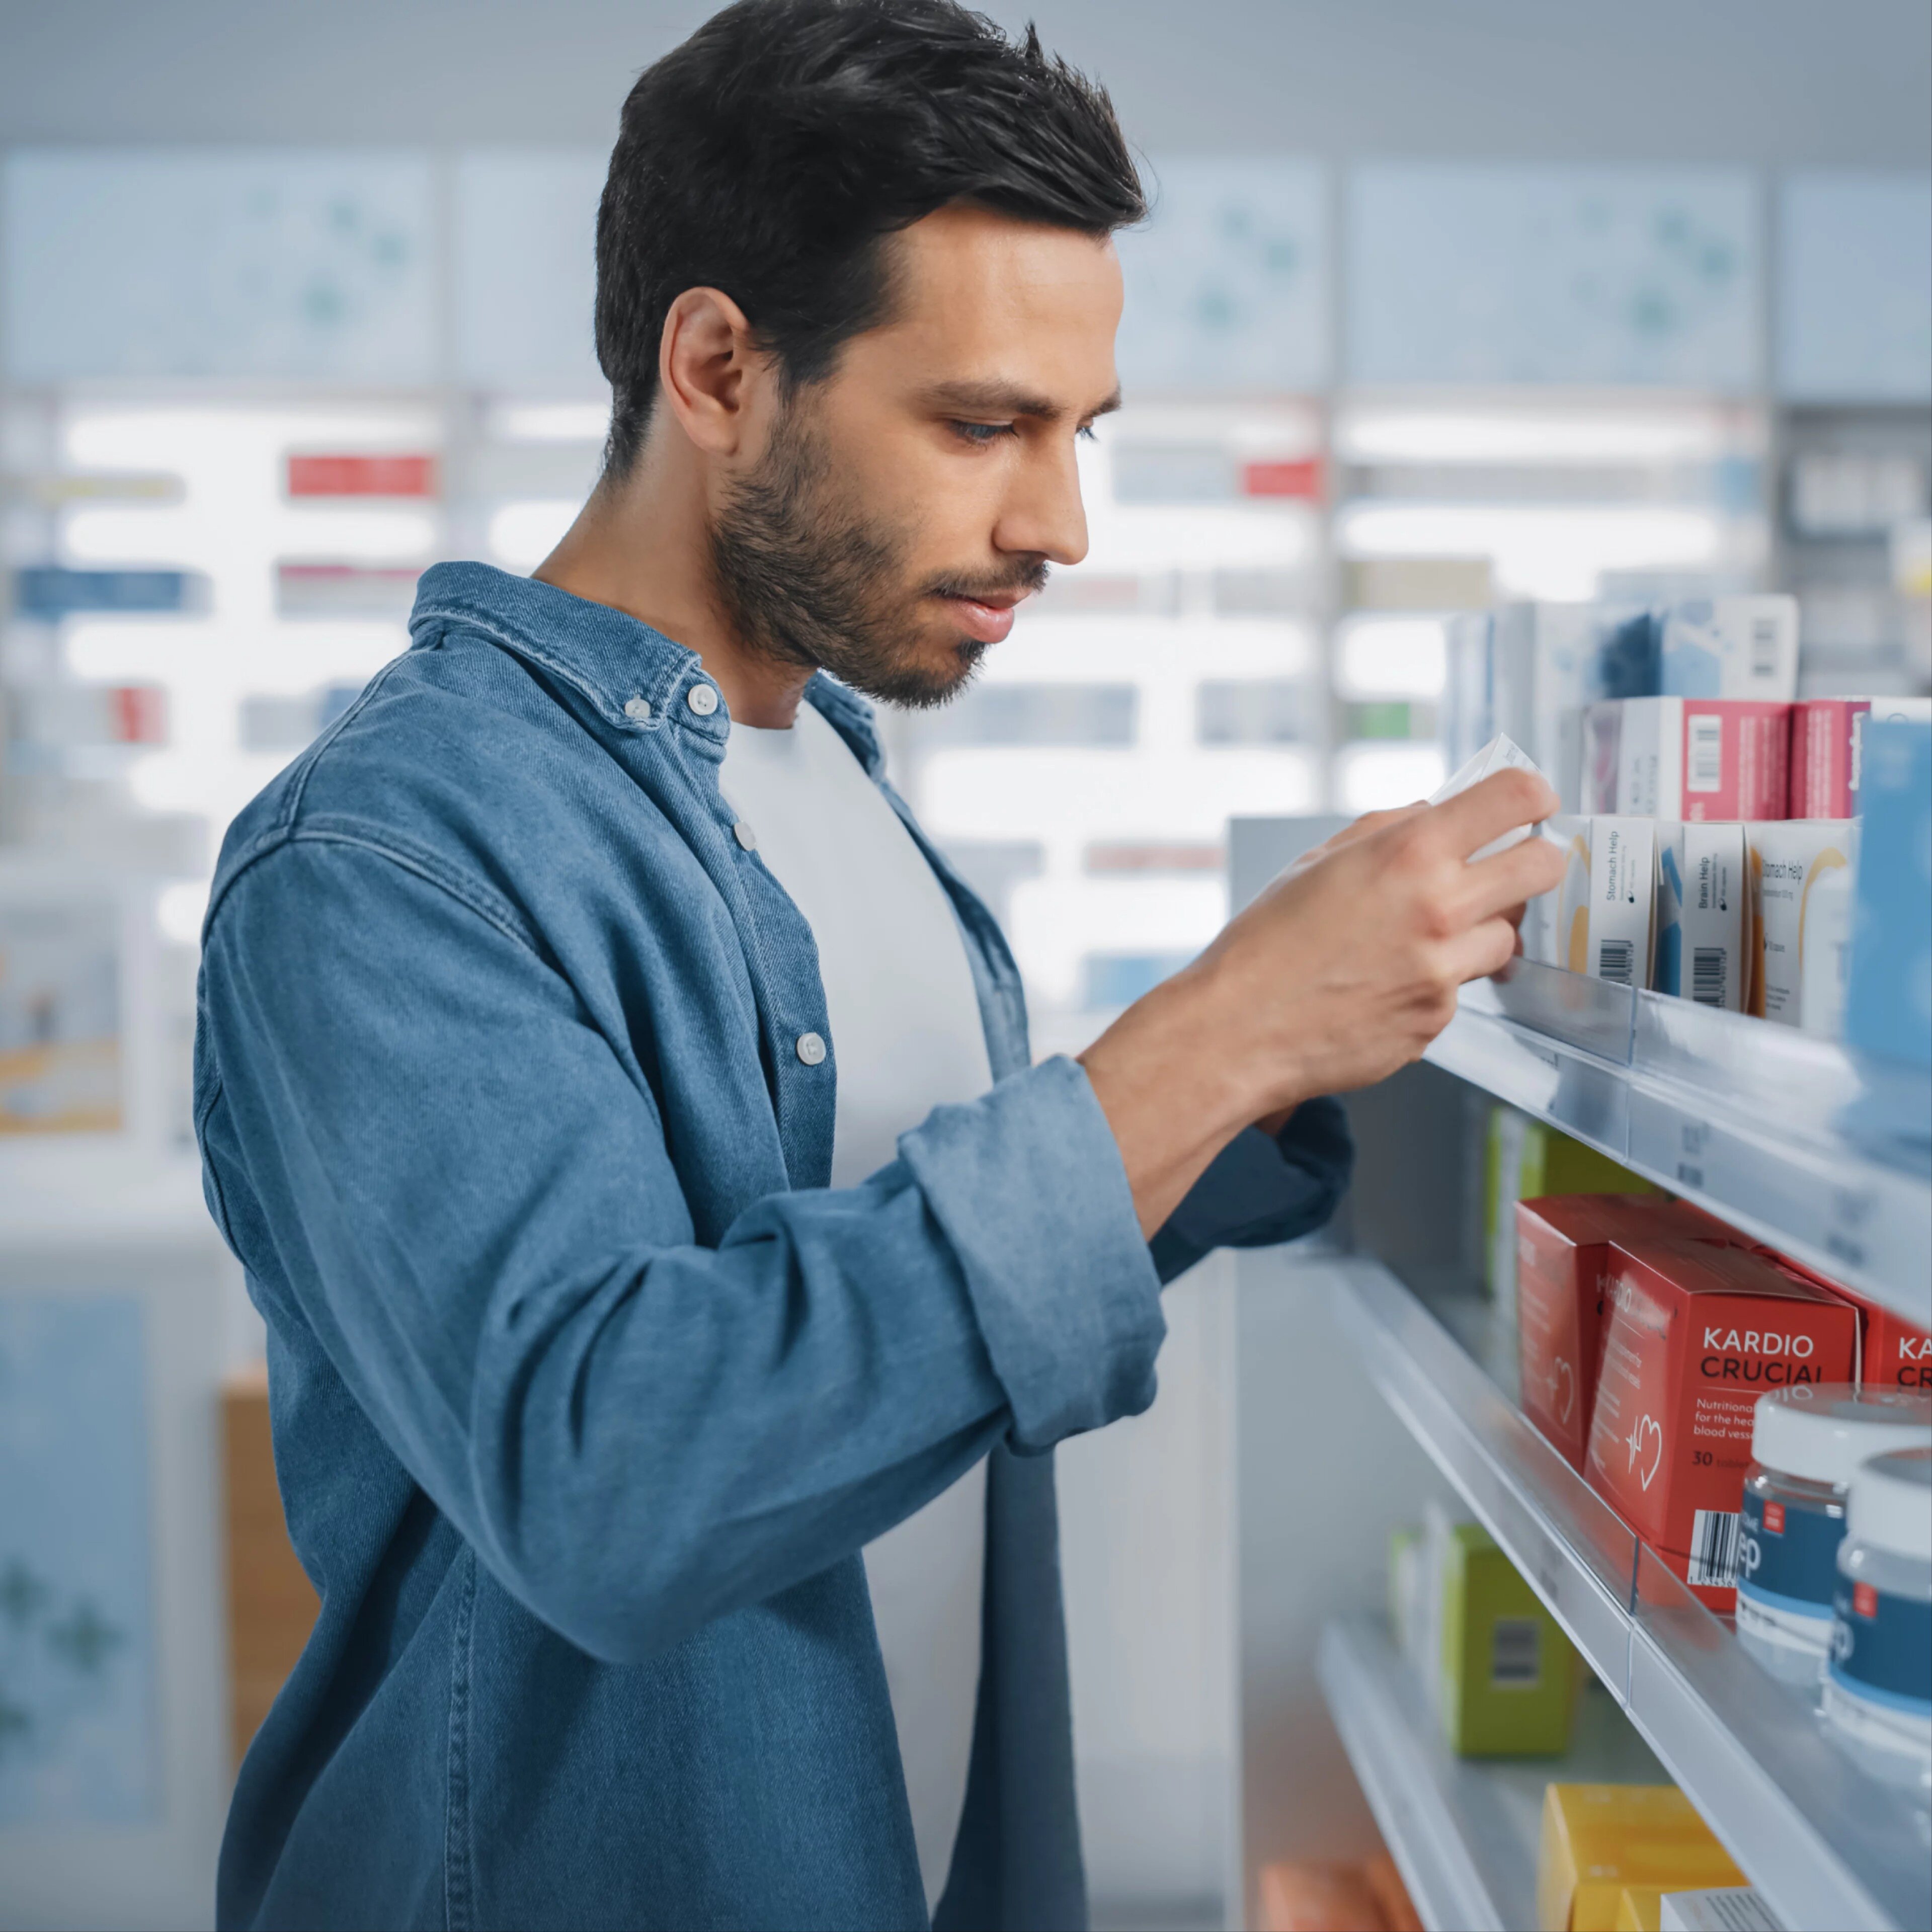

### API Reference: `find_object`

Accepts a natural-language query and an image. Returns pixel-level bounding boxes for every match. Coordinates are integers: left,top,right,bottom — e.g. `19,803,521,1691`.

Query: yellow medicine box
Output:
1614,1889,1663,1932
1536,1786,1744,1932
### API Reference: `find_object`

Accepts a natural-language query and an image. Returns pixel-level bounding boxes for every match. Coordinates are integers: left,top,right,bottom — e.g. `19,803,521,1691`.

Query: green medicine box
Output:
1438,1521,1579,1756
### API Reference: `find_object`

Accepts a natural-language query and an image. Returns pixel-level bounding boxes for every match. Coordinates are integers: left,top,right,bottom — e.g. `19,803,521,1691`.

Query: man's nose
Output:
994,435,1089,567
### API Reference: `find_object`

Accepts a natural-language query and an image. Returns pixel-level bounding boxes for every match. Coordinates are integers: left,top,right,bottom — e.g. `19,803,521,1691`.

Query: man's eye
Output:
1077,423,1098,442
950,421,1014,445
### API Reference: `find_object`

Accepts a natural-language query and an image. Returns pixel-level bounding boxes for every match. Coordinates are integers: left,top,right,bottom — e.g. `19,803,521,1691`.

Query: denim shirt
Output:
194,562,1352,1932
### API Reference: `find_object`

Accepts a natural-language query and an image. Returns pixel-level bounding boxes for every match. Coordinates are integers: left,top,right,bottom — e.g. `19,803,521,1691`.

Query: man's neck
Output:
533,445,814,730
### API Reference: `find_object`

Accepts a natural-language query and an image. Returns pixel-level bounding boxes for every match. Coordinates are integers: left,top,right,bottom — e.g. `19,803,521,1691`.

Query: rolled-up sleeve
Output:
1148,1097,1355,1283
197,835,1164,1667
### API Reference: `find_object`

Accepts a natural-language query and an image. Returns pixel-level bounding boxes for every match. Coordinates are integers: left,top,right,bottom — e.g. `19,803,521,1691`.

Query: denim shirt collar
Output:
409,561,884,775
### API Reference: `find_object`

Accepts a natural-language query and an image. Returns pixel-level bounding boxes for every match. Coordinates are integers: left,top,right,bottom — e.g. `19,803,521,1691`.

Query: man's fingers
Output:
1456,826,1567,922
1282,802,1423,882
1325,803,1424,855
1442,914,1520,989
1428,768,1558,861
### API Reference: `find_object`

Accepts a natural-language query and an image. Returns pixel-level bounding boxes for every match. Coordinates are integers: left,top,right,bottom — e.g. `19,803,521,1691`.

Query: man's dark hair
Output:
595,0,1145,475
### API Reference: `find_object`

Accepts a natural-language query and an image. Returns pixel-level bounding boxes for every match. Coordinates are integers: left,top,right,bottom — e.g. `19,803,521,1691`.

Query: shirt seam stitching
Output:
276,653,420,833
208,824,543,961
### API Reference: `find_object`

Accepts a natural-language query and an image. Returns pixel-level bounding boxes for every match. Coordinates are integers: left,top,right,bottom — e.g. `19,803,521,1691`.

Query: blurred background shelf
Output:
1324,1256,1932,1932
1317,1614,1664,1932
1427,956,1932,1326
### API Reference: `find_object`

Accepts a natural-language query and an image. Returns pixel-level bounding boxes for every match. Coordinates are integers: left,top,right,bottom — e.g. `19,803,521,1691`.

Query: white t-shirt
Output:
718,699,993,1912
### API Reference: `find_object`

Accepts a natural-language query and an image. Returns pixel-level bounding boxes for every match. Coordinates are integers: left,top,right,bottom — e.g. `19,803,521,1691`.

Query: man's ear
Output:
657,287,769,457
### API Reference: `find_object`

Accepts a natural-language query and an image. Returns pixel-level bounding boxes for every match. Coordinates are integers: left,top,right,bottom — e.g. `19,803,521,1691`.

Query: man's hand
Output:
1080,769,1565,1235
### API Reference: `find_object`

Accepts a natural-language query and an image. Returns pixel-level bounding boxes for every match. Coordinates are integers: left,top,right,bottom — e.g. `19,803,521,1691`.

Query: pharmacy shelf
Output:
1324,1257,1932,1932
1426,955,1932,1328
1317,1616,1664,1932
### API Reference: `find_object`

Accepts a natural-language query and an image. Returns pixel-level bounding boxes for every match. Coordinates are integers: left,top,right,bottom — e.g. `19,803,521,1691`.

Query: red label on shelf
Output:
287,454,438,498
110,686,167,744
1240,458,1322,500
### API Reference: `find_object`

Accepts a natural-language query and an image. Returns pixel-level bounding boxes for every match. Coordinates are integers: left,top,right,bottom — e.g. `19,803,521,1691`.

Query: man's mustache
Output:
924,558,1051,604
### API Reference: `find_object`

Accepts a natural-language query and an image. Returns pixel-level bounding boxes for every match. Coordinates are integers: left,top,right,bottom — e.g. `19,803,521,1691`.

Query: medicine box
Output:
1491,602,1651,811
1652,823,1747,1011
1788,696,1932,818
1435,1519,1579,1756
1844,719,1932,1071
1515,1195,1728,1473
1585,1241,1857,1611
1430,731,1549,860
1525,814,1591,967
1484,1110,1655,1306
1586,818,1656,989
1536,1785,1744,1932
1526,816,1657,983
1766,1252,1932,1394
1583,698,1790,823
1614,1891,1664,1932
1656,1890,1784,1932
1657,596,1799,703
1744,821,1857,1028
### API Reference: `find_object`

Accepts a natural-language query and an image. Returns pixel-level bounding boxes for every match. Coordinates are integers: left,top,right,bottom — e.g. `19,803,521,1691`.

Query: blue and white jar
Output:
1736,1388,1931,1687
1825,1445,1932,1788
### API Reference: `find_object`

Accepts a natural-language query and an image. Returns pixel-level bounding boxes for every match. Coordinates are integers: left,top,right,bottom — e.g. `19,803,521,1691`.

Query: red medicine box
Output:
1751,1247,1932,1392
1515,1195,1734,1474
1585,1240,1857,1611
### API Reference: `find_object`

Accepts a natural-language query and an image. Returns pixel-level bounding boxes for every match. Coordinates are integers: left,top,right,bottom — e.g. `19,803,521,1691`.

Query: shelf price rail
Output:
1323,1258,1931,1932
1424,955,1932,1328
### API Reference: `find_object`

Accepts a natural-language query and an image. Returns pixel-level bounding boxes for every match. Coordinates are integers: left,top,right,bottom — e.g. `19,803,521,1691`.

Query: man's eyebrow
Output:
921,379,1123,423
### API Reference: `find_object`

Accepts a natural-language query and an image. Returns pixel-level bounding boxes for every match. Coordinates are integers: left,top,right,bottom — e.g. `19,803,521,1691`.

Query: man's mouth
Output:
934,586,1030,646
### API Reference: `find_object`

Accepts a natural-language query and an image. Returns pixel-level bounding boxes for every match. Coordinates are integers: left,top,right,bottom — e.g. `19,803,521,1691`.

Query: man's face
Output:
709,203,1123,707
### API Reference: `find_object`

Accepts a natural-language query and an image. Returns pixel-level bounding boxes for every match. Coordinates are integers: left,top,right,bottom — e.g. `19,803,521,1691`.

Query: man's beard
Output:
707,403,1048,710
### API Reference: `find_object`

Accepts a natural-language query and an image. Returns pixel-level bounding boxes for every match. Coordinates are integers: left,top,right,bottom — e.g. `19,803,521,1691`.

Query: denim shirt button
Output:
733,820,757,852
795,1031,827,1067
623,696,652,722
686,683,719,717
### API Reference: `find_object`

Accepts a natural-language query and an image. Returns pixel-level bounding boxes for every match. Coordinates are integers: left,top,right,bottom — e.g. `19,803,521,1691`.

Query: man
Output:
197,4,1562,1927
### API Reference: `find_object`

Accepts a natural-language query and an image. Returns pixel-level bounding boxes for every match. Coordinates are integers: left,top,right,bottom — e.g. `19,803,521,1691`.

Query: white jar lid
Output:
1848,1446,1932,1562
1751,1386,1932,1488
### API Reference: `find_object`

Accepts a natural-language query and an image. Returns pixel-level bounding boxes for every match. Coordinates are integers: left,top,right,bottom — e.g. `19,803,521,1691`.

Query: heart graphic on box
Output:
1552,1356,1575,1424
1624,1413,1665,1491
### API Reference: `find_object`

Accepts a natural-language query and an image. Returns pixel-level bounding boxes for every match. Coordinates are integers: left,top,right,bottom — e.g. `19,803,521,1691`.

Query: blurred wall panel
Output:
452,150,607,393
1777,171,1932,403
1347,164,1761,390
1,150,436,384
1114,159,1330,394
0,1201,232,1932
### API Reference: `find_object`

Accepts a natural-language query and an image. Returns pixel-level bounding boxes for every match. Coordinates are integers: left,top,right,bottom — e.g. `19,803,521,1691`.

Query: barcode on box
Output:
1751,617,1780,680
1687,1508,1742,1587
1597,938,1635,985
1490,1618,1542,1688
1687,715,1724,792
1692,946,1727,1006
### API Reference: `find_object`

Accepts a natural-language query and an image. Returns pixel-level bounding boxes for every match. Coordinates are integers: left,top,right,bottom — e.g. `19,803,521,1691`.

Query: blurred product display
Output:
1257,1854,1422,1932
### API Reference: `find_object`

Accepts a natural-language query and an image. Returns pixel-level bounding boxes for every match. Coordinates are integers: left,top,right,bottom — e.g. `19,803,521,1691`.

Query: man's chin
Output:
840,635,986,711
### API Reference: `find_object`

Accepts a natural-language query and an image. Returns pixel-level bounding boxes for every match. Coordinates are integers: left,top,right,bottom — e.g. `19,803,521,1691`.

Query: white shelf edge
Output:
1425,1003,1932,1328
1324,1257,1931,1932
1316,1619,1509,1932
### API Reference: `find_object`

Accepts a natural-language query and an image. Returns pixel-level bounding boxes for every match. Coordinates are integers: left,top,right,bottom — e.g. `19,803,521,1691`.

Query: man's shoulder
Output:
207,633,689,937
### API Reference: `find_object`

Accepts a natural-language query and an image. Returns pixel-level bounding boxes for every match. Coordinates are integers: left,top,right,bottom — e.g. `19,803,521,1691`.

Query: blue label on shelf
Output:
1740,1489,1845,1615
1830,1577,1932,1713
14,568,190,619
